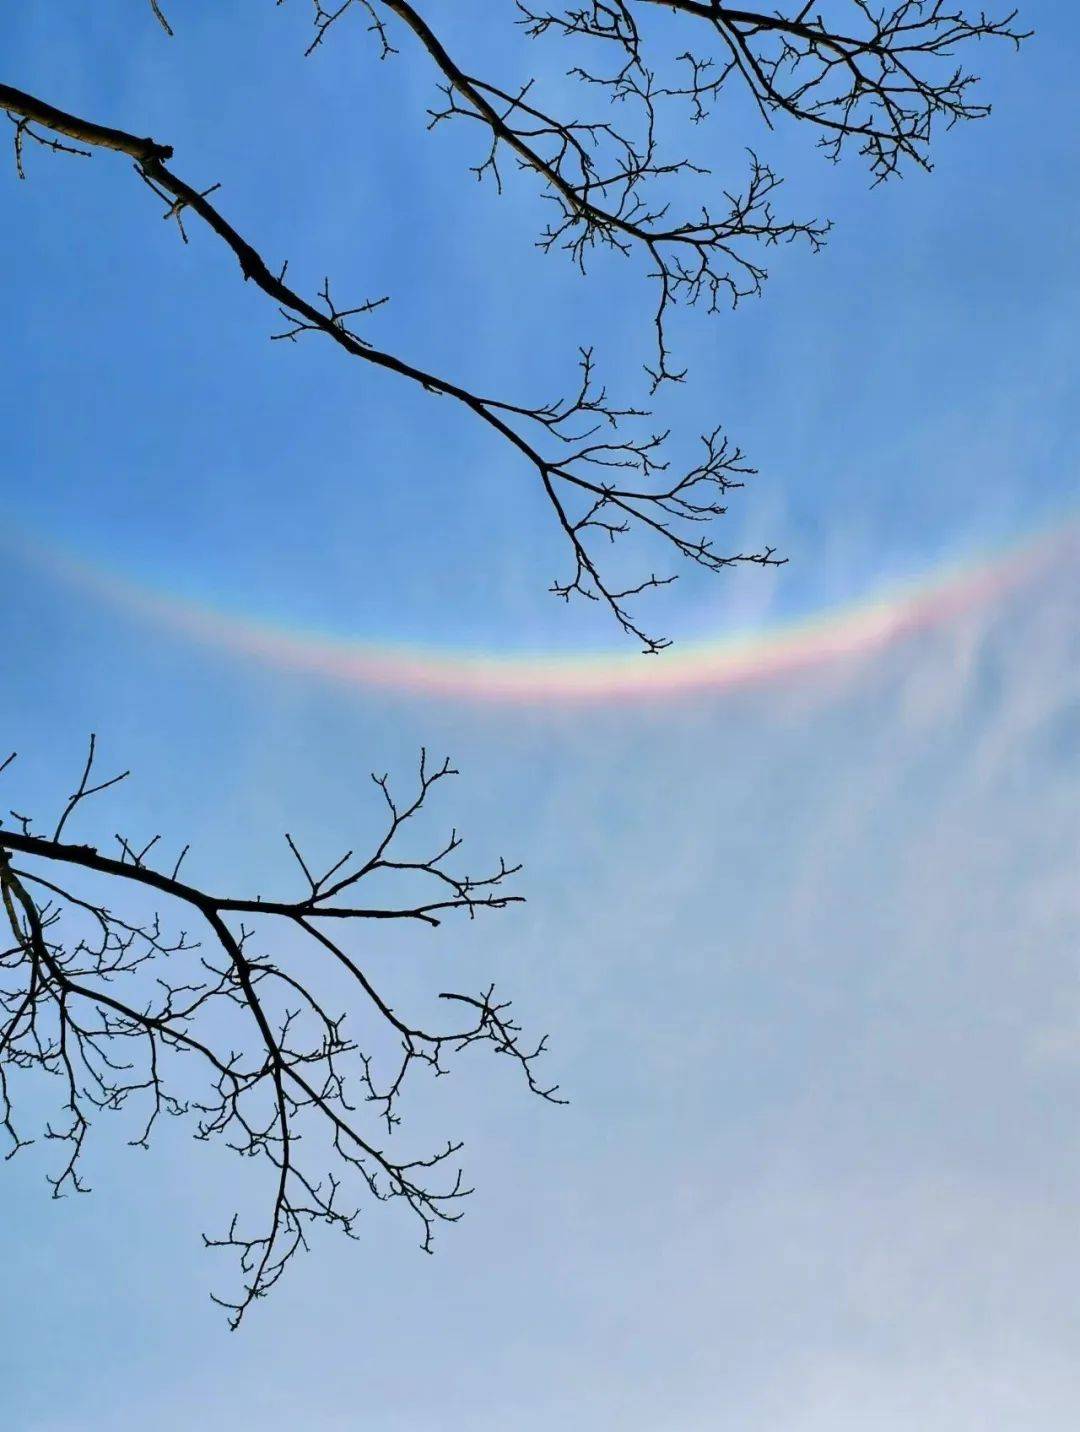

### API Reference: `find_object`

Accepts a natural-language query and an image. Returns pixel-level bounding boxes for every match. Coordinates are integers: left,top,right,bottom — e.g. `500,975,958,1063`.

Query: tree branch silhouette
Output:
0,738,558,1325
2,80,780,653
1,0,1025,645
0,3,1028,1322
300,1,1024,370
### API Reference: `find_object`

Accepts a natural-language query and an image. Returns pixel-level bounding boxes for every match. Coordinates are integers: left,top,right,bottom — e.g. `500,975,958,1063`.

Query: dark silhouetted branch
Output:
0,738,557,1326
1,78,783,651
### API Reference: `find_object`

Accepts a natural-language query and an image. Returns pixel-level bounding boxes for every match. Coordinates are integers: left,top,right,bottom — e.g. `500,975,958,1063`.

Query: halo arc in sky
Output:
37,525,1073,706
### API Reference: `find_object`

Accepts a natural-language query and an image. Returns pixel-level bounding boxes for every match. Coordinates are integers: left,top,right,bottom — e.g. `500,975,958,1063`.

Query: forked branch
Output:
295,0,1023,367
0,738,557,1326
1,80,782,652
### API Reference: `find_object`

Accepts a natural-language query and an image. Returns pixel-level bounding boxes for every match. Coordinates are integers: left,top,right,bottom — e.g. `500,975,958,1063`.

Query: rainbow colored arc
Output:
38,525,1071,705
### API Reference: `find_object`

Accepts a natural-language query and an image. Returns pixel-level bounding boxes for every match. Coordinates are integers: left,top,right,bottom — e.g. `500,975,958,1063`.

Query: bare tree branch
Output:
0,739,557,1326
293,1,1024,373
0,2,1030,1329
1,1,1025,646
1,79,783,651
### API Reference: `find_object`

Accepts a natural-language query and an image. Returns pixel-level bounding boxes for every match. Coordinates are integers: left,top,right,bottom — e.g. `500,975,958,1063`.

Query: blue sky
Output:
1,3,1079,1428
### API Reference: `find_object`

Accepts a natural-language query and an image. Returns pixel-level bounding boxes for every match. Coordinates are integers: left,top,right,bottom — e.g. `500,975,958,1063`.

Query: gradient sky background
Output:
1,2,1078,1428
